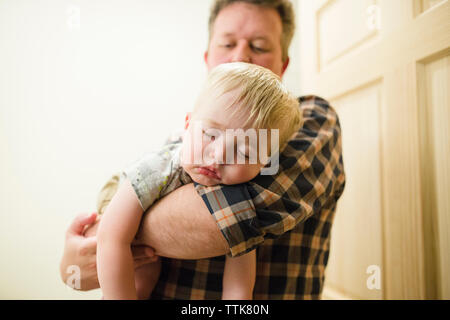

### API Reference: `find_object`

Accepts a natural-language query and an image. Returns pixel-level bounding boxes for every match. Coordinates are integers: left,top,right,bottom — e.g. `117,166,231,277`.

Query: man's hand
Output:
59,212,99,291
59,212,158,291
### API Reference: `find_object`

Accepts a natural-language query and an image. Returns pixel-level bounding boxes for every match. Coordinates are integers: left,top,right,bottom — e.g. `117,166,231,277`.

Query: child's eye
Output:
203,130,215,140
237,147,250,159
241,152,250,159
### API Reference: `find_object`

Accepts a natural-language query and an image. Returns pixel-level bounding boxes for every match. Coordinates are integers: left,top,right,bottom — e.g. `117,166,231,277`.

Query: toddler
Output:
96,62,302,299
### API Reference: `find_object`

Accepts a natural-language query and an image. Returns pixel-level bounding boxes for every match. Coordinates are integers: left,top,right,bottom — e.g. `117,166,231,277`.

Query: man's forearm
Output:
135,183,229,259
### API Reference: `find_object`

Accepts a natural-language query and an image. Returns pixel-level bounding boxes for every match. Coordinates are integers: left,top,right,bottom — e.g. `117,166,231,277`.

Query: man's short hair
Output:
208,0,296,62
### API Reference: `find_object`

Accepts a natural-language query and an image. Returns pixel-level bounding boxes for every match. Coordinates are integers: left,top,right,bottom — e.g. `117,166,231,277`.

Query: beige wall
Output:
0,0,301,299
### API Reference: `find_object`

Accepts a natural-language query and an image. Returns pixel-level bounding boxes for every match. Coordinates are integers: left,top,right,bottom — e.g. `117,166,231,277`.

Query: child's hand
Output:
131,245,159,269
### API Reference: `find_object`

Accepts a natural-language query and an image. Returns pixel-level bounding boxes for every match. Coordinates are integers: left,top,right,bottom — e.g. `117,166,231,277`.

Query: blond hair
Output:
208,0,296,62
194,62,302,150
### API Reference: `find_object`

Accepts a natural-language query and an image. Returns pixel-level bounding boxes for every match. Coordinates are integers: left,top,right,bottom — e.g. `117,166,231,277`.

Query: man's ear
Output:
280,56,290,77
184,112,192,130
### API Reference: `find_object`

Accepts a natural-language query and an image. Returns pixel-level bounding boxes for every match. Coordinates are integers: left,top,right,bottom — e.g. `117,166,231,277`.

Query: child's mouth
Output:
197,166,221,180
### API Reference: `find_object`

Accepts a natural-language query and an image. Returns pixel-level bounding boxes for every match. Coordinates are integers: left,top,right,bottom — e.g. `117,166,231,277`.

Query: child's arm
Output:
134,260,162,300
97,178,144,300
222,250,256,300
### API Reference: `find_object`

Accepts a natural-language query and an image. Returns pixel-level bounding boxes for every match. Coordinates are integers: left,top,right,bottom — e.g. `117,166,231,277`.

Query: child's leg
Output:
134,259,161,300
222,250,256,300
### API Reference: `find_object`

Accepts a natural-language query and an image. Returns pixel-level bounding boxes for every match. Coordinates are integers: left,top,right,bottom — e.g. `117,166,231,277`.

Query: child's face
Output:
181,90,267,187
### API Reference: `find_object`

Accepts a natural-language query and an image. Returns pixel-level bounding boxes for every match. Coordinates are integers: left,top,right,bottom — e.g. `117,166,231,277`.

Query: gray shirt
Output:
121,142,192,211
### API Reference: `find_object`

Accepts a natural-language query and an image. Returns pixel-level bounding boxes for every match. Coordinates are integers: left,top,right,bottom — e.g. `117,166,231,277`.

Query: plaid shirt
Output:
149,95,345,300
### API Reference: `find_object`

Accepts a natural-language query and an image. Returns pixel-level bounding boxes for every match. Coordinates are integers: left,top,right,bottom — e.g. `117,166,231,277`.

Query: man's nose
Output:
231,41,252,63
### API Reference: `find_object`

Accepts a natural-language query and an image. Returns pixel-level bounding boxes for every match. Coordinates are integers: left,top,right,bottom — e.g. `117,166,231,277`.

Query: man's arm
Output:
136,183,230,259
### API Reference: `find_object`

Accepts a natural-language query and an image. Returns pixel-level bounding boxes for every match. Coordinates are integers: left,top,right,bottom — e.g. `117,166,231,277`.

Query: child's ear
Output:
184,112,192,130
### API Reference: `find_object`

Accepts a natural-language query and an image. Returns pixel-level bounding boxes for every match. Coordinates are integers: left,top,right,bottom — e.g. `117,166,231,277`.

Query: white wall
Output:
0,0,300,299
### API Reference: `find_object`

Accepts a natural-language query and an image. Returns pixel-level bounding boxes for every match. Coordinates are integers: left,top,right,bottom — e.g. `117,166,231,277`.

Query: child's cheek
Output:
181,131,204,166
225,164,262,184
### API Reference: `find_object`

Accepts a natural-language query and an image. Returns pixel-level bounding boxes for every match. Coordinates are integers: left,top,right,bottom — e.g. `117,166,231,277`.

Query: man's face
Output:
205,2,289,77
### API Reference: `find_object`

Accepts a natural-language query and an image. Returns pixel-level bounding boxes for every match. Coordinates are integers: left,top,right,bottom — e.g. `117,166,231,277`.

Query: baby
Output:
96,62,302,300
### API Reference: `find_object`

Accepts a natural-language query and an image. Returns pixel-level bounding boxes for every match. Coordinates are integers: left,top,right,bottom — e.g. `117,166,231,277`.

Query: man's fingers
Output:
131,245,156,259
131,245,159,269
83,218,100,237
67,212,98,237
78,236,97,256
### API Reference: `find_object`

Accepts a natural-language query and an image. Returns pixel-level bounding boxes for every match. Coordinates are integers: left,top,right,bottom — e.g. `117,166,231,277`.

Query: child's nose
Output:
207,138,225,164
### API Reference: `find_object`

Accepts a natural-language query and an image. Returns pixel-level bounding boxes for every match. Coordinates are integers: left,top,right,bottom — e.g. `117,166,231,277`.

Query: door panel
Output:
298,0,450,299
419,55,450,299
324,84,383,300
414,0,446,15
317,0,378,70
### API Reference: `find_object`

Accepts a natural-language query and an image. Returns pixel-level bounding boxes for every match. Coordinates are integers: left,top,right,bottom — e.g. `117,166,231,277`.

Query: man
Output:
60,0,345,299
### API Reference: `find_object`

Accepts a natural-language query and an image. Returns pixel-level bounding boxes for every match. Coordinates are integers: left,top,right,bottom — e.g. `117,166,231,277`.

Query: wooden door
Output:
297,0,450,299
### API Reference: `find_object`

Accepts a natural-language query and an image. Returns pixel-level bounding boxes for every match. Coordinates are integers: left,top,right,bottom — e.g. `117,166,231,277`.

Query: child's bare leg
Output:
222,250,256,300
134,259,161,300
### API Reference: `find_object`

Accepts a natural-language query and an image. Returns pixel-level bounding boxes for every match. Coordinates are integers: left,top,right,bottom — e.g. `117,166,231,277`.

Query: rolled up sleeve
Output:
123,144,182,211
194,182,264,257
